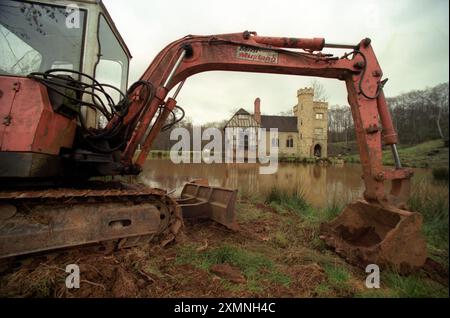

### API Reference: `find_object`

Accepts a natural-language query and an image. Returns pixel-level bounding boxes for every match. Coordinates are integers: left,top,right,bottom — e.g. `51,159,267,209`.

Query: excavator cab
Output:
0,0,131,100
0,0,131,178
0,0,238,257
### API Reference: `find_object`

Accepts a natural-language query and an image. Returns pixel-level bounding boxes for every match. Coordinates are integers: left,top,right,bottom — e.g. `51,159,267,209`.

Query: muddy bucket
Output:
176,181,239,231
320,200,427,273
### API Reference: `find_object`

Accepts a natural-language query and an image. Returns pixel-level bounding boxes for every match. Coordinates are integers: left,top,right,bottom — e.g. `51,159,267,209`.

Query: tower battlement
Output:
297,87,314,96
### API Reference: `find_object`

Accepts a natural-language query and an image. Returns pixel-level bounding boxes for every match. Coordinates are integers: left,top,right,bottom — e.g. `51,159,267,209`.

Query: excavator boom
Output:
117,31,411,207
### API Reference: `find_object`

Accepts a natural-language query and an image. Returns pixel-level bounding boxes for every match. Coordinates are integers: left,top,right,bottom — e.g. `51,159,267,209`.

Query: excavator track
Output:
0,182,183,259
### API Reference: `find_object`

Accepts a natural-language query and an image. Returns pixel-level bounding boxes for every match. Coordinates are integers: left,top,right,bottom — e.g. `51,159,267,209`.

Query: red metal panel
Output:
0,77,40,151
0,76,76,155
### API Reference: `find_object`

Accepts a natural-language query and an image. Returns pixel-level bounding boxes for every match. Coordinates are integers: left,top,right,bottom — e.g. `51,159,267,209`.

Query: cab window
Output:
95,14,129,103
0,0,86,76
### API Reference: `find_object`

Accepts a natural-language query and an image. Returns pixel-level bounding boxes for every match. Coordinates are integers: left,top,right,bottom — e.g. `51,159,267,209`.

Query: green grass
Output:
270,231,290,248
315,265,353,297
264,186,345,225
408,180,449,260
383,272,449,298
432,167,449,181
321,200,343,221
175,244,291,292
343,139,449,168
250,182,449,298
265,186,310,215
235,201,271,223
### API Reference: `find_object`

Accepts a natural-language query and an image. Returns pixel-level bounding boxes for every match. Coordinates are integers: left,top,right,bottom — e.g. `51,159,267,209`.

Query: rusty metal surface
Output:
320,200,427,273
0,203,161,258
0,182,182,259
0,184,166,201
0,76,76,155
177,183,238,231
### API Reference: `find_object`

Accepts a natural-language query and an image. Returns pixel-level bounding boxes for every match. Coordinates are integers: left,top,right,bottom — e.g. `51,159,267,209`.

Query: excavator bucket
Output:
176,180,239,231
320,200,427,273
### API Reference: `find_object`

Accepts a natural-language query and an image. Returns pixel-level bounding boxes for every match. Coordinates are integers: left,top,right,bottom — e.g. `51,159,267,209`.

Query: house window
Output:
315,113,324,120
244,135,249,150
286,136,294,148
314,128,323,135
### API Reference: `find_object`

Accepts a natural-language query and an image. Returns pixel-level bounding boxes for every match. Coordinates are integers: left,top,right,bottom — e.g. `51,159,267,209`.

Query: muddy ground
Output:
0,199,448,298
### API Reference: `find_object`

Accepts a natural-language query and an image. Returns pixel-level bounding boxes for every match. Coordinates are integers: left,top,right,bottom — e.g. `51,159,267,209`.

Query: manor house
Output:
224,88,328,158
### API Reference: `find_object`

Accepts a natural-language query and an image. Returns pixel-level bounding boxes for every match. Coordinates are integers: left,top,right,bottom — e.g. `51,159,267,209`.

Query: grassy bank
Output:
1,181,447,298
241,184,449,297
342,139,449,169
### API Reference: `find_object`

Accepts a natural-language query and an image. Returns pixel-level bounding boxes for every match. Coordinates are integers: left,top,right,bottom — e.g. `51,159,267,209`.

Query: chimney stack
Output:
254,97,261,124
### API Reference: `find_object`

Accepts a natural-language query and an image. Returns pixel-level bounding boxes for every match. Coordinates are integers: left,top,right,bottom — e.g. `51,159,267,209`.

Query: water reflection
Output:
139,159,431,208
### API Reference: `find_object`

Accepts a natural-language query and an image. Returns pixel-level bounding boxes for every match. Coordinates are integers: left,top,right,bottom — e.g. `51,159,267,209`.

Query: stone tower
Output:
293,87,328,158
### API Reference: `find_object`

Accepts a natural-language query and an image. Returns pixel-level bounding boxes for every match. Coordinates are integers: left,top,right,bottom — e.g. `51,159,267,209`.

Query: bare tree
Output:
433,84,449,141
327,82,449,145
309,80,329,102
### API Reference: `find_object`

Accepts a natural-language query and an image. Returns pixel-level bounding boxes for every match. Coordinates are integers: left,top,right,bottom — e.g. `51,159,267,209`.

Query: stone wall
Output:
294,88,328,158
263,131,299,156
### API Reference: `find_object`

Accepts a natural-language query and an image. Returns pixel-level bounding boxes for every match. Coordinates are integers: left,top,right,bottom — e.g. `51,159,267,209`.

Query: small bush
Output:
432,167,449,181
409,180,449,251
265,186,309,213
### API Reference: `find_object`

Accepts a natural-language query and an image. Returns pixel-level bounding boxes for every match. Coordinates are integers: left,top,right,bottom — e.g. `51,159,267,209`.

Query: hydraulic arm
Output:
116,31,412,208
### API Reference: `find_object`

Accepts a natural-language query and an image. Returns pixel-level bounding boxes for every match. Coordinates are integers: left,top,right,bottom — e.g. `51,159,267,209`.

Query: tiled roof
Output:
260,115,298,132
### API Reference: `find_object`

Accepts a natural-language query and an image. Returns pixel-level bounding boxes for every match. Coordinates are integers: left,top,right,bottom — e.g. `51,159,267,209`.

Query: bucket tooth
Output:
320,200,427,273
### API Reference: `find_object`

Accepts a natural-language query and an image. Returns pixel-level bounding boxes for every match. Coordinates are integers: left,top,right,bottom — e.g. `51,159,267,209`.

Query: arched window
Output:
314,144,322,157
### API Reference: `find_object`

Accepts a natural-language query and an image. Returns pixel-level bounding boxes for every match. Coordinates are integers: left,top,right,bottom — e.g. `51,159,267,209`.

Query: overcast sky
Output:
103,0,449,124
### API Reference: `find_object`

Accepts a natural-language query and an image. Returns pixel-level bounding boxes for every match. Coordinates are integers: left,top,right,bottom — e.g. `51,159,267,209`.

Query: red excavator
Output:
0,0,427,271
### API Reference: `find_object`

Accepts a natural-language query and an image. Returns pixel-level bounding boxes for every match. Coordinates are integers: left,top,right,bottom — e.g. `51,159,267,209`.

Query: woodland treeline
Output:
328,82,449,144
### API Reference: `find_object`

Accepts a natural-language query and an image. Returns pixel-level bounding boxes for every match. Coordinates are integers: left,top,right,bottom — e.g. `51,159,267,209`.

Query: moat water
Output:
139,159,434,208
